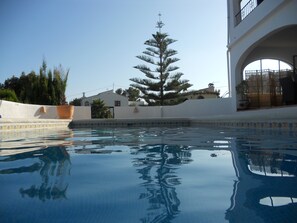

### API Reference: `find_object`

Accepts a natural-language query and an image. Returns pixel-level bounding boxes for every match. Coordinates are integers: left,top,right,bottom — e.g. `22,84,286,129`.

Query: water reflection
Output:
246,151,297,177
0,147,71,201
226,130,297,223
21,147,70,201
1,127,297,222
0,129,72,201
131,144,192,223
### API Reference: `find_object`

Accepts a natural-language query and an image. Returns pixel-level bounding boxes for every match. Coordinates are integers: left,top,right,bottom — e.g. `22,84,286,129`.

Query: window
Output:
114,100,121,106
85,101,90,106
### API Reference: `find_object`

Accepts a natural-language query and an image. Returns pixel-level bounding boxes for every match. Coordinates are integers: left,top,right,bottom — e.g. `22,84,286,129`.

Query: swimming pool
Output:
0,127,297,223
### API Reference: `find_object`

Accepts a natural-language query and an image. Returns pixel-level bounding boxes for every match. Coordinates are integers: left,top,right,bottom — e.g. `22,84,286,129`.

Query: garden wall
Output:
0,100,91,120
114,98,233,119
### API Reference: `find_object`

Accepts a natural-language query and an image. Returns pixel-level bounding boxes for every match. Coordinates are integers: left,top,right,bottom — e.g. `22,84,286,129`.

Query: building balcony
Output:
235,0,264,26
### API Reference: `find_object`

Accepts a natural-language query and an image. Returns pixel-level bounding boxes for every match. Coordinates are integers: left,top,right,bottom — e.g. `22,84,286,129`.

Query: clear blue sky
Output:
0,0,229,101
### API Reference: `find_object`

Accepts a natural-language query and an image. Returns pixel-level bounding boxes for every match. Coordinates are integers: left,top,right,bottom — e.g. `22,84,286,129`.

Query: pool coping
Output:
1,116,297,131
70,118,191,128
0,118,71,131
191,119,297,130
70,117,297,130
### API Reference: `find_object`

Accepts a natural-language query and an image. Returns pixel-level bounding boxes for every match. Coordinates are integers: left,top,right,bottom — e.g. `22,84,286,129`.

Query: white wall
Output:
73,106,91,120
163,98,233,118
114,105,163,119
114,98,233,119
0,100,91,120
0,99,233,120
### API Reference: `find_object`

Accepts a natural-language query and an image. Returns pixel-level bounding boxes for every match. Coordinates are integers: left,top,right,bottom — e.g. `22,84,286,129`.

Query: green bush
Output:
0,89,19,102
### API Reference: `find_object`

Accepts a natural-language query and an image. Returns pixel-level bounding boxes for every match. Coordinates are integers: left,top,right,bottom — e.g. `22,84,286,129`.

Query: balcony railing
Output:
235,0,264,26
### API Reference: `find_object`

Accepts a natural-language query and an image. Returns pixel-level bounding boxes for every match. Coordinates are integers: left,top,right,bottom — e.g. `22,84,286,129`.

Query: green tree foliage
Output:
130,23,192,105
53,65,69,105
18,71,38,103
38,60,49,104
91,99,112,119
115,87,140,101
47,70,56,104
126,87,140,101
69,98,82,106
1,60,69,105
115,88,124,95
0,89,19,102
4,76,21,97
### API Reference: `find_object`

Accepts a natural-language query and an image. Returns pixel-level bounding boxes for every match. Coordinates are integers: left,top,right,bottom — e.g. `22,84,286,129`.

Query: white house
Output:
81,90,129,107
227,0,297,111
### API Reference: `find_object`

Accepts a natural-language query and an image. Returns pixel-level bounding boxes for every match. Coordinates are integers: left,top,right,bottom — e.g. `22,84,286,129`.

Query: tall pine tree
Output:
130,15,192,105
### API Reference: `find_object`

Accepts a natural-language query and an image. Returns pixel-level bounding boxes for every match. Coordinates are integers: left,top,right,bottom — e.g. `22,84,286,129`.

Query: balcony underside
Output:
238,25,297,110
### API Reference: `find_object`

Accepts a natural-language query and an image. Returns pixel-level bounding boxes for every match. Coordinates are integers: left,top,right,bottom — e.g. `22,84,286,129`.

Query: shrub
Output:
91,99,112,119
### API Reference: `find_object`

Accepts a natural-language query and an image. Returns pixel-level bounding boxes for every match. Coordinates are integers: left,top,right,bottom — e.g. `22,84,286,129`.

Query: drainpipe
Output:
226,0,231,97
293,55,297,77
260,59,263,94
227,50,231,97
278,60,281,94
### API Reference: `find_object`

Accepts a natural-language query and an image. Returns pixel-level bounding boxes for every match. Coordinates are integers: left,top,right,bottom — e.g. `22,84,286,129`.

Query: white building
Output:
185,83,220,100
227,0,297,111
81,90,129,107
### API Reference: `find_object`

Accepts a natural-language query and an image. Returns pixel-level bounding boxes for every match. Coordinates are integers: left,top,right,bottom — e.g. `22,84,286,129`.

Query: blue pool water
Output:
0,127,297,223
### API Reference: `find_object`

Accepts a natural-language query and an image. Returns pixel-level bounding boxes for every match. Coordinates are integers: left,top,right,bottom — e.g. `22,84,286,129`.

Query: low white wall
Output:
114,98,233,119
0,100,91,120
73,106,91,120
114,105,163,119
163,98,233,118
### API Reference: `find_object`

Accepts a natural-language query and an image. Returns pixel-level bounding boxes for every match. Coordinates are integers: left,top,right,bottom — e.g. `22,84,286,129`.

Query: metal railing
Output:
235,0,262,26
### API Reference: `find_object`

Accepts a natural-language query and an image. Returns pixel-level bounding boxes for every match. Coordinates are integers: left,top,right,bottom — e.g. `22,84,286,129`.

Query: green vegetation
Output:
91,99,112,118
130,22,192,105
115,87,140,101
69,98,82,106
0,89,19,102
0,60,69,105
